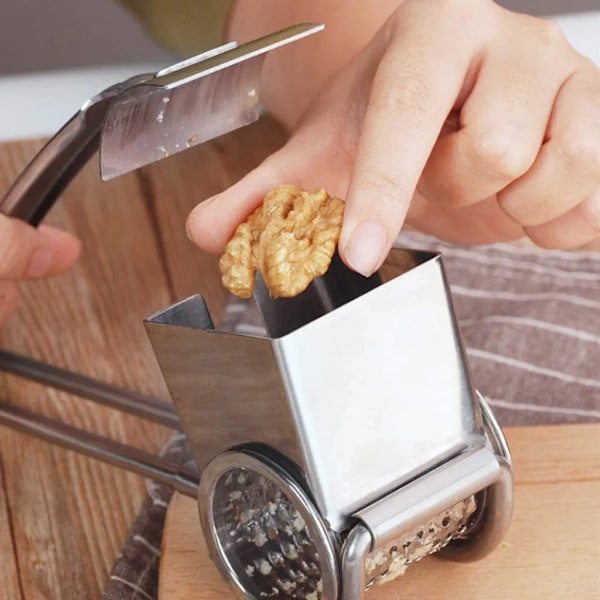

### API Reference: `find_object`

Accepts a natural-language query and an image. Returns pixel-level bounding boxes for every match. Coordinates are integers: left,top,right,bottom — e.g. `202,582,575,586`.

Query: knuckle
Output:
535,18,567,50
558,135,600,176
497,188,556,228
363,165,411,202
523,226,562,250
431,0,481,18
467,130,535,182
432,179,476,208
497,192,526,225
370,77,434,127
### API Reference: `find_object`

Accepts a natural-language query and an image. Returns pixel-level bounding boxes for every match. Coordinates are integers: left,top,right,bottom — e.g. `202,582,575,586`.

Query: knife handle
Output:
0,89,117,226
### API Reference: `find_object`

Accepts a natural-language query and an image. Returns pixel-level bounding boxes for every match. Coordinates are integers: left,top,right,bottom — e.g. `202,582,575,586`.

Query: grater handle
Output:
0,86,120,225
0,349,180,429
0,349,195,495
0,401,199,497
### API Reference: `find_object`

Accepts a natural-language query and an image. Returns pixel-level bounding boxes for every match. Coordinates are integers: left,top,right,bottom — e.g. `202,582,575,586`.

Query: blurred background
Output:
0,0,597,140
0,0,172,75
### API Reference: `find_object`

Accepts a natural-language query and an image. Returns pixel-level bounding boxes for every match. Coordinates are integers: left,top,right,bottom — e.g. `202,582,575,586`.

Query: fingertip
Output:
185,202,203,244
37,225,82,275
186,195,236,255
339,219,390,277
186,163,293,255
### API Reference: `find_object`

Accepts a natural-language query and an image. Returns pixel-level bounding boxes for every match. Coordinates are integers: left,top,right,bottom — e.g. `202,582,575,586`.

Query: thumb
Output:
186,159,291,255
186,129,348,255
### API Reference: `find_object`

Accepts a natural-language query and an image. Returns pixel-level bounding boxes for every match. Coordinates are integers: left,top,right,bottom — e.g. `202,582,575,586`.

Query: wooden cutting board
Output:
159,423,600,599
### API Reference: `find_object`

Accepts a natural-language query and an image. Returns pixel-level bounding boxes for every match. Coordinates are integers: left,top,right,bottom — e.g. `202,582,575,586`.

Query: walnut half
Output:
219,185,344,299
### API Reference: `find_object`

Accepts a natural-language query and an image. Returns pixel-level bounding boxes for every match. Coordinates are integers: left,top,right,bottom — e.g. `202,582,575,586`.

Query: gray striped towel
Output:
102,234,600,600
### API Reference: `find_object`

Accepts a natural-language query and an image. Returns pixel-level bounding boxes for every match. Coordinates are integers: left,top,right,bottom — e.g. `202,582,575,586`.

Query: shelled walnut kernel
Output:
219,185,344,298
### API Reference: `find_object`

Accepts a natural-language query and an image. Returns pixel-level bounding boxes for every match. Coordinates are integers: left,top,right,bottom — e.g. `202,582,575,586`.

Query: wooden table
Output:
160,423,600,600
0,117,287,599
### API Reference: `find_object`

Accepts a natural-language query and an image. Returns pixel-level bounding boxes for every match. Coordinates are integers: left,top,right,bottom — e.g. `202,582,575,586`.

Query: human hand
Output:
187,0,600,276
0,216,80,324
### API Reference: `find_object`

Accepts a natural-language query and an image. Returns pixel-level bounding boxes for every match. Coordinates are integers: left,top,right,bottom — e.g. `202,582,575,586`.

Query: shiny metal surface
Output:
0,23,323,224
152,24,324,90
145,295,307,475
441,391,514,562
0,401,199,497
354,446,499,548
339,525,371,600
0,82,124,224
100,56,263,180
100,23,323,179
0,349,180,429
337,391,513,599
252,252,383,338
146,249,484,532
199,449,339,600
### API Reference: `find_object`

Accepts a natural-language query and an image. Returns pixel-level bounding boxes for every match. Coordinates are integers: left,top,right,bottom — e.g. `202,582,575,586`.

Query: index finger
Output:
0,216,80,280
339,9,477,275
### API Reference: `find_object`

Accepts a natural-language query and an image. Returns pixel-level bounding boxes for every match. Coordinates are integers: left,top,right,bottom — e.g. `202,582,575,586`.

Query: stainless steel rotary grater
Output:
145,250,513,600
0,22,513,600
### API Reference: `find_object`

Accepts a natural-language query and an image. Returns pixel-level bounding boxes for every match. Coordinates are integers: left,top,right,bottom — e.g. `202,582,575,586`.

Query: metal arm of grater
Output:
0,25,324,499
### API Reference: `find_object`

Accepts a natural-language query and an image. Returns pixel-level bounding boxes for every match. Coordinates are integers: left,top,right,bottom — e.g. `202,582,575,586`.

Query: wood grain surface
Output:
0,117,287,599
160,424,600,600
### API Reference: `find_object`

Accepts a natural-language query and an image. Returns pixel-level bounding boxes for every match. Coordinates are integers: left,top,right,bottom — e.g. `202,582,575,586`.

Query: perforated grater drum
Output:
145,249,513,600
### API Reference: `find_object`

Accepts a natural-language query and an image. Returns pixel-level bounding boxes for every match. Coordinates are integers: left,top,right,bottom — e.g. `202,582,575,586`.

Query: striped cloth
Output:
102,235,600,600
397,232,600,426
221,233,600,426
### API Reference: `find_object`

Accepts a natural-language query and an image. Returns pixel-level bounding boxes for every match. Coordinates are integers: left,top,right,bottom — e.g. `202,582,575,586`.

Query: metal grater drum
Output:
214,467,322,598
200,450,339,600
364,496,477,587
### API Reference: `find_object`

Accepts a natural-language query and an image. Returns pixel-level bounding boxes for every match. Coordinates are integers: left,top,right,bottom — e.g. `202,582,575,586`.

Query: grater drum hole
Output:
212,467,324,599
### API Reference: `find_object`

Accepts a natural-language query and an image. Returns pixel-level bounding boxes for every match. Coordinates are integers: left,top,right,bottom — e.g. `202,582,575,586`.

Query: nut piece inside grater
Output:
213,467,324,599
200,450,340,600
364,496,478,587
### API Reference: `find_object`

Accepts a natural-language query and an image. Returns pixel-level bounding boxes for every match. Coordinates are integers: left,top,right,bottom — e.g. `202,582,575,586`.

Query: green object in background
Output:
119,0,235,55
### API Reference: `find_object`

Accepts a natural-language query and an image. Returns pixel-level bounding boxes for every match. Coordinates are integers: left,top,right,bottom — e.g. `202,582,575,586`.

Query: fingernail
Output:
185,216,195,243
343,220,388,277
185,203,205,243
26,246,54,278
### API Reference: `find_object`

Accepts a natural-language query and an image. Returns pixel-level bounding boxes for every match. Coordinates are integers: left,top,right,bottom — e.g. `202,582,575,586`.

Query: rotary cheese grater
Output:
145,249,513,600
0,22,513,600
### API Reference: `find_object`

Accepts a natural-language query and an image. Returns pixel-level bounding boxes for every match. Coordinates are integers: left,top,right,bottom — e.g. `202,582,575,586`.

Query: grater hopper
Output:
0,23,513,600
145,249,513,600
